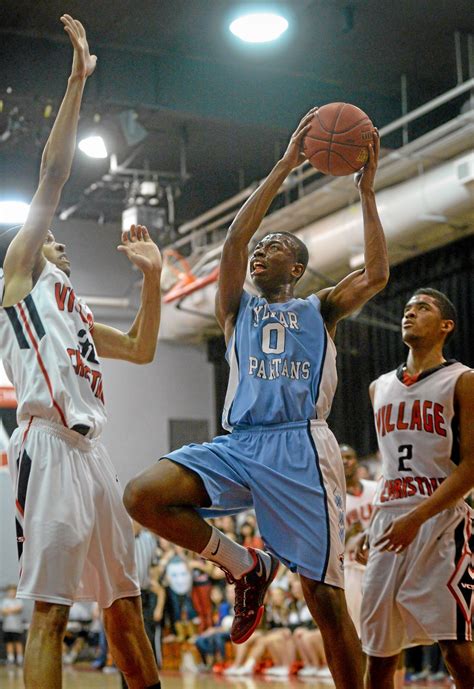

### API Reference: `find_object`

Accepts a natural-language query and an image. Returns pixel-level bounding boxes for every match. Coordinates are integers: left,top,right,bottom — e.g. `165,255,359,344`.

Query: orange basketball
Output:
303,102,374,176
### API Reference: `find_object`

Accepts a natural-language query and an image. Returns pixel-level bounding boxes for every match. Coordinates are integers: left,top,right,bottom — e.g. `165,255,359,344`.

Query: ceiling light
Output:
0,200,29,225
78,135,108,159
229,12,288,43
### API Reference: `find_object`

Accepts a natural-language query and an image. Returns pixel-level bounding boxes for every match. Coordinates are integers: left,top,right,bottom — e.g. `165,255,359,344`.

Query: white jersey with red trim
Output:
345,479,377,571
0,261,106,437
373,361,470,509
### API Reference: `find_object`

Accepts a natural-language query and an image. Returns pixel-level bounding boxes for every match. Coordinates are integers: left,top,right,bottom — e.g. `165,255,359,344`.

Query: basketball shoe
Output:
229,547,279,644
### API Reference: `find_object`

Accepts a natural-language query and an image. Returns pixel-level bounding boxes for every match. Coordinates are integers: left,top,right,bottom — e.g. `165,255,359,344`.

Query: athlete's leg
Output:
24,601,69,689
124,459,212,551
124,459,264,583
365,654,400,689
300,576,364,689
103,596,159,689
438,640,474,689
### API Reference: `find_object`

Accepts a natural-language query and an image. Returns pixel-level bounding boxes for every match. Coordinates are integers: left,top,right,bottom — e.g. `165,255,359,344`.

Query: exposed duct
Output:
158,151,474,342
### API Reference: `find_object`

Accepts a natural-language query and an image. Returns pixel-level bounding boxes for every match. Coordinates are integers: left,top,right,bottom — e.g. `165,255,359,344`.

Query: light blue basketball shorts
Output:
164,419,346,587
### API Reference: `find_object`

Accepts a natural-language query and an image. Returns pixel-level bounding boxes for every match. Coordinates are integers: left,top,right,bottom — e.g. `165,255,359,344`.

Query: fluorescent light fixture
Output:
229,12,288,43
0,200,29,224
78,135,108,159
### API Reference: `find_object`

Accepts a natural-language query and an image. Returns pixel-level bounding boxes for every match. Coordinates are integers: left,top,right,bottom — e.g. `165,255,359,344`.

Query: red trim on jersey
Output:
402,370,420,386
15,499,24,517
16,304,68,427
20,417,33,451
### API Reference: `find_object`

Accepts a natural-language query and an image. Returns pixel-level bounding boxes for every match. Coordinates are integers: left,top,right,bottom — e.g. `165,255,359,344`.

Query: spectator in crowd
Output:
161,556,198,642
188,556,214,633
1,585,24,665
238,521,264,550
63,602,93,665
120,523,160,688
194,585,234,671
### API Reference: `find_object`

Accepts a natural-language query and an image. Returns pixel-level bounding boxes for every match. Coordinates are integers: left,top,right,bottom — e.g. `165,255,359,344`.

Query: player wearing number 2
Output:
362,288,474,689
124,109,388,689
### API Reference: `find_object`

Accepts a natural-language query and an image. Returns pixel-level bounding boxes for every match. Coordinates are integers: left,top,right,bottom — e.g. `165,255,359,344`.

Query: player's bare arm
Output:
375,369,474,553
317,131,389,337
2,15,96,308
215,109,316,343
92,225,162,364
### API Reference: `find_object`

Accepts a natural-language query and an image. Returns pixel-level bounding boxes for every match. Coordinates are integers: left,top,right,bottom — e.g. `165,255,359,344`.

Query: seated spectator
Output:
63,602,93,665
226,586,296,677
1,585,24,666
161,556,198,642
238,520,264,550
188,556,214,633
194,585,234,671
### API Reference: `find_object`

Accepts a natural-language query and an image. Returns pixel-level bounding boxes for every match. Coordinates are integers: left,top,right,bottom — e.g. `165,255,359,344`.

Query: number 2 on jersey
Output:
398,444,413,471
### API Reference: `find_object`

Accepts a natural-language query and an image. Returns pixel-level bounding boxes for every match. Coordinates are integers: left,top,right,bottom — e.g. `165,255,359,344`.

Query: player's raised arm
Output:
317,131,389,336
92,225,162,364
2,15,96,307
215,109,316,341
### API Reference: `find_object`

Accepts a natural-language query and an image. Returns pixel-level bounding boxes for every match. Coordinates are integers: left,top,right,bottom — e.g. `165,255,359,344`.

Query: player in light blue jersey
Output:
125,109,389,689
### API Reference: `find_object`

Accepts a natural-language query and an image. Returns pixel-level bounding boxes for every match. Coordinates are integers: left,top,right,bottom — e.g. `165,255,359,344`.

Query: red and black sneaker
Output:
230,548,279,645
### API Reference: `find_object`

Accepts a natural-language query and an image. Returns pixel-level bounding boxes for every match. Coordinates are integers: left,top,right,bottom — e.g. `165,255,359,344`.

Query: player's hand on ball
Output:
282,107,318,170
355,128,379,194
374,511,422,554
117,225,162,275
61,15,97,79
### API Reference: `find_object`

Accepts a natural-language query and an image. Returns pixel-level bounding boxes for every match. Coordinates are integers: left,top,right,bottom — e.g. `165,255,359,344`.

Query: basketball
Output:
303,102,374,176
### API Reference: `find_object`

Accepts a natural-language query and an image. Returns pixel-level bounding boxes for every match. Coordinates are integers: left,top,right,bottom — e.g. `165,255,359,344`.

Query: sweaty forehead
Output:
258,234,294,250
404,294,438,309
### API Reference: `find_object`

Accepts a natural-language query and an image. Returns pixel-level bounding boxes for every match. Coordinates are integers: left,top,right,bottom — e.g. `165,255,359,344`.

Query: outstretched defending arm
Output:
215,109,316,343
92,225,162,364
317,131,389,337
2,15,96,308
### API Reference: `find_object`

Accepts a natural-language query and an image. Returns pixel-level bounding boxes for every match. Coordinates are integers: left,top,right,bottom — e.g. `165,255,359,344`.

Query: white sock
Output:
7,653,14,663
200,526,271,580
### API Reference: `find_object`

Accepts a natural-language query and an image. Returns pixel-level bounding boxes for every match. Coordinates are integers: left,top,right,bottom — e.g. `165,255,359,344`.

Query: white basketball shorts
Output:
344,563,365,637
9,417,140,608
361,503,473,657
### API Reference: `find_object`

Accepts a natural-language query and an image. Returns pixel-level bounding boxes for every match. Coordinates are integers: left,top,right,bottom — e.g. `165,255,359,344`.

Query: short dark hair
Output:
263,232,309,278
412,287,457,342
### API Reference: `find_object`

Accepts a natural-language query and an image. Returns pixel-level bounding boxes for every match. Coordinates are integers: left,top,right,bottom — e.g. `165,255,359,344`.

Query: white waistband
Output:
20,417,99,451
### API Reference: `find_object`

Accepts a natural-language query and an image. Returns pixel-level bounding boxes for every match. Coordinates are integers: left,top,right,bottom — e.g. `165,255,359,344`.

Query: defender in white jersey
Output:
0,16,161,689
362,288,474,689
340,445,377,636
125,112,389,689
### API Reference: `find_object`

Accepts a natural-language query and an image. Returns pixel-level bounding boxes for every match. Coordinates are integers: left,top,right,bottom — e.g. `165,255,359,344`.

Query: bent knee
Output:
123,477,144,517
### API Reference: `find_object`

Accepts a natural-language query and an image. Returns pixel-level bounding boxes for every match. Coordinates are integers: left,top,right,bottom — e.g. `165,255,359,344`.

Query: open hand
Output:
355,129,379,194
61,14,97,79
281,107,318,170
374,511,422,554
117,225,162,275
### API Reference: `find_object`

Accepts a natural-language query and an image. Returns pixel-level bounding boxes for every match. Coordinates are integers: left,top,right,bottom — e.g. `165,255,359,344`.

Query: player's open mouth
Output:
251,261,266,274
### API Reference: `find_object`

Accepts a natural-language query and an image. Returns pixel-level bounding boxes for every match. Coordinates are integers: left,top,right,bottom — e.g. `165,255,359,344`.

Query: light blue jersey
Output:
223,291,337,429
165,289,346,585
